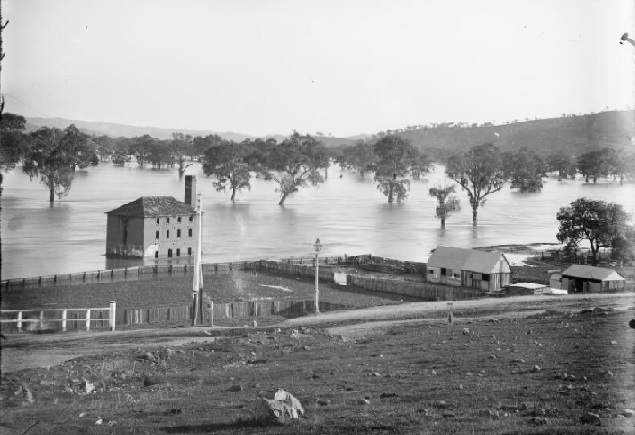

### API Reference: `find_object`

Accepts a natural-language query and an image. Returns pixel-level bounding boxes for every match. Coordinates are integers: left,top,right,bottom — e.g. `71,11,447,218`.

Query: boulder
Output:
581,412,601,425
254,389,304,423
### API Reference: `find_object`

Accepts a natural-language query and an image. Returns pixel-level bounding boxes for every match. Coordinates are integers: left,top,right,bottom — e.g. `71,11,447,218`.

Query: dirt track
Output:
2,293,633,373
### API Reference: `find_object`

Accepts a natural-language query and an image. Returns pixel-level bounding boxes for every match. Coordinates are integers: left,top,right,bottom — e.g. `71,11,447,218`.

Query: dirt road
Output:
2,293,633,373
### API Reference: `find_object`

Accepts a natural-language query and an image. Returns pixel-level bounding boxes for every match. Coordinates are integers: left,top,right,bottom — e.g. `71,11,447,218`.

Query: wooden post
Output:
85,309,91,331
109,301,116,331
62,310,67,332
17,311,23,333
40,310,44,330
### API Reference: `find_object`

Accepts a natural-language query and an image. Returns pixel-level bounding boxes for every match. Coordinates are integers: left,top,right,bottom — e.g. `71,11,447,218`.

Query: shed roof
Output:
106,196,195,217
428,246,508,274
562,265,625,281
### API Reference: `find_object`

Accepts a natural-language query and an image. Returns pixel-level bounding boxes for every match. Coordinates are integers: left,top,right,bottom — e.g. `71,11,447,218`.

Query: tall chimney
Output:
185,175,197,206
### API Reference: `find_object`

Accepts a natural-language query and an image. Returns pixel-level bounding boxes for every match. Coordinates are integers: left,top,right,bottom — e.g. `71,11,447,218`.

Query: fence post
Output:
110,301,116,332
86,309,91,332
17,311,23,333
40,311,44,330
62,310,67,332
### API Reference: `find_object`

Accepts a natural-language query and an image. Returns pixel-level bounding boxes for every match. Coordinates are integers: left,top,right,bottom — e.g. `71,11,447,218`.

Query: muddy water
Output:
2,163,633,279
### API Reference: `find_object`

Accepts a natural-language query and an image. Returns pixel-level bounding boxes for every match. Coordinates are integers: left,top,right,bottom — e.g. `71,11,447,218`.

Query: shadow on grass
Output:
161,418,275,433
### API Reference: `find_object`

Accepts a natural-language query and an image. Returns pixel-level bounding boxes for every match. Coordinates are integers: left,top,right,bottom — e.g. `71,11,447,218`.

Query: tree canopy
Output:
446,143,506,226
373,135,426,203
23,124,98,202
556,197,633,262
502,148,546,193
259,132,325,205
428,183,461,229
202,140,251,201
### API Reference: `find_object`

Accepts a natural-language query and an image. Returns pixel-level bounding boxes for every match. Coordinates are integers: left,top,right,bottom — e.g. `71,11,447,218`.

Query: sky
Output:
2,0,634,137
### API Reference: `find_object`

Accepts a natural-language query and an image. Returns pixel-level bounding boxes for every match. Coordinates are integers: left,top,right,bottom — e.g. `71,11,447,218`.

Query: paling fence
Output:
1,302,116,334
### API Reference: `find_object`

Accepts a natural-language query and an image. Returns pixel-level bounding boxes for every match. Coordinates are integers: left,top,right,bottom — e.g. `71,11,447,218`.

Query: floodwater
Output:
2,162,633,279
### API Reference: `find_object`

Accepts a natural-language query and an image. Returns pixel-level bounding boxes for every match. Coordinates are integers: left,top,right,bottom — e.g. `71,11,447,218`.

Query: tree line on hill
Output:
1,113,634,262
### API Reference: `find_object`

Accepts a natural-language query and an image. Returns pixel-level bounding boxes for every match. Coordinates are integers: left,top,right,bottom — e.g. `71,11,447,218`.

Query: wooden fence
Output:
346,274,483,301
1,302,116,333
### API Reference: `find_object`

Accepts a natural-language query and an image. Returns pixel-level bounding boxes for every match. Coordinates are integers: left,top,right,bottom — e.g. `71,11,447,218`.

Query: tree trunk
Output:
388,183,394,203
472,206,478,227
278,194,288,206
49,182,55,203
231,186,236,201
441,217,446,229
324,167,328,179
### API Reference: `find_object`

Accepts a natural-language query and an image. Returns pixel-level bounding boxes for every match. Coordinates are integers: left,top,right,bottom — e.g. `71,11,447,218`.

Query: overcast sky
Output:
2,0,634,137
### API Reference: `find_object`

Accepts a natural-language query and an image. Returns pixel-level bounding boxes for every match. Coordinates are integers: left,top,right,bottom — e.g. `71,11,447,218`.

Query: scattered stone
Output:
317,399,331,406
581,412,601,425
431,370,437,376
137,352,156,362
21,383,34,405
479,409,500,419
79,412,86,418
519,402,530,411
95,418,103,425
462,328,470,335
529,417,549,426
442,411,456,418
229,384,243,392
489,355,496,359
611,340,617,345
621,409,635,418
356,399,370,405
371,372,381,377
434,400,448,409
510,359,526,364
254,389,304,423
143,375,162,387
108,420,118,427
380,392,398,398
531,365,542,373
83,379,95,394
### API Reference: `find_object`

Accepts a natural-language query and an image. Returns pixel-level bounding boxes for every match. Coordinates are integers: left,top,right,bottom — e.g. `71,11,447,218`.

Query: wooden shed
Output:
560,265,626,293
426,246,512,291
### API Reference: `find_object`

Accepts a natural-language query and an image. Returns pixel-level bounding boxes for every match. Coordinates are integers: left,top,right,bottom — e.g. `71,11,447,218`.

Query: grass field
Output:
1,300,634,434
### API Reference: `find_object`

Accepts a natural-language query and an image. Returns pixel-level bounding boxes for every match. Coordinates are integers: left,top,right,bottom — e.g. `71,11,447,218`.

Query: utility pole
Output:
192,193,203,326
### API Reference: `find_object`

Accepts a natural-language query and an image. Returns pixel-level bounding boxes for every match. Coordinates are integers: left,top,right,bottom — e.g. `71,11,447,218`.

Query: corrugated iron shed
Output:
428,246,508,273
561,265,625,281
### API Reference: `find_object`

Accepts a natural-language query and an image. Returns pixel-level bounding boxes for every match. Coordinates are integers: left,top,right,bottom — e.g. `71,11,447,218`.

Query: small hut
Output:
426,246,512,291
559,265,626,293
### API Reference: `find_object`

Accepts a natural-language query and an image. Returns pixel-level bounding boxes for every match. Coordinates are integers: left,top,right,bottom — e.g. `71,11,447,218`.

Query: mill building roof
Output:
106,196,195,217
561,265,625,281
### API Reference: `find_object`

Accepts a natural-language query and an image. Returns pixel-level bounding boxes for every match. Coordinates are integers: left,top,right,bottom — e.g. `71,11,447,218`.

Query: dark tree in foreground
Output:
202,140,251,201
0,113,27,175
502,148,546,192
373,135,425,203
446,143,506,226
260,132,325,205
556,197,633,263
23,125,97,202
428,184,461,229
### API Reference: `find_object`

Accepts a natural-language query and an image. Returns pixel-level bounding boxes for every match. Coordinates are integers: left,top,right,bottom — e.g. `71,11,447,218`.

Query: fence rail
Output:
1,301,116,333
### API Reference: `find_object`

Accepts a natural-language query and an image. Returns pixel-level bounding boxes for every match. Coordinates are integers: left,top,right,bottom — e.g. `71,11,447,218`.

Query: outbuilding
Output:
560,265,626,293
426,246,512,291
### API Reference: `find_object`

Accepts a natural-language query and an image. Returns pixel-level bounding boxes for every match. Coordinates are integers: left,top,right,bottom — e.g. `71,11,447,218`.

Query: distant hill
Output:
25,117,253,142
391,110,635,158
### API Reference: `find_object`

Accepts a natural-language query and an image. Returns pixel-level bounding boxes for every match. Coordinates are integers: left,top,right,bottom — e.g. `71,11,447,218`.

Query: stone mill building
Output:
105,176,199,259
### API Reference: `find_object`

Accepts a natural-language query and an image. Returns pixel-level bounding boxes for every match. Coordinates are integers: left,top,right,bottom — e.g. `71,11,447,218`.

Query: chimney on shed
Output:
185,175,197,206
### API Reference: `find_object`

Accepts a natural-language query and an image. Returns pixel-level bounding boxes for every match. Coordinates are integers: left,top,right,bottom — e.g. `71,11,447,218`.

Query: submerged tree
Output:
556,197,632,263
373,135,425,203
23,124,97,202
546,151,576,180
202,140,251,201
259,132,325,205
428,184,461,229
0,113,27,176
502,148,546,192
446,143,506,226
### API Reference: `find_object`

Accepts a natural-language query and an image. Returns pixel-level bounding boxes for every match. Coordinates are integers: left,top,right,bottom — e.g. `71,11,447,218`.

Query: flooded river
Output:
2,163,633,279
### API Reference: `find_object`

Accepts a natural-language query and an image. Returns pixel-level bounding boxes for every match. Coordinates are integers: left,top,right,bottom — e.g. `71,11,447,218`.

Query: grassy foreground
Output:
1,305,634,434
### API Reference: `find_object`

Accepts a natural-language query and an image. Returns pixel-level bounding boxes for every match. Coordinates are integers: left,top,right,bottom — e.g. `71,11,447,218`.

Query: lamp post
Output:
314,238,322,314
192,193,203,326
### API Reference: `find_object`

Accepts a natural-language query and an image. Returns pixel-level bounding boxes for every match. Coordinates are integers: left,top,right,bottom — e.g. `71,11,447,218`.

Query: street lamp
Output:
314,238,322,314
